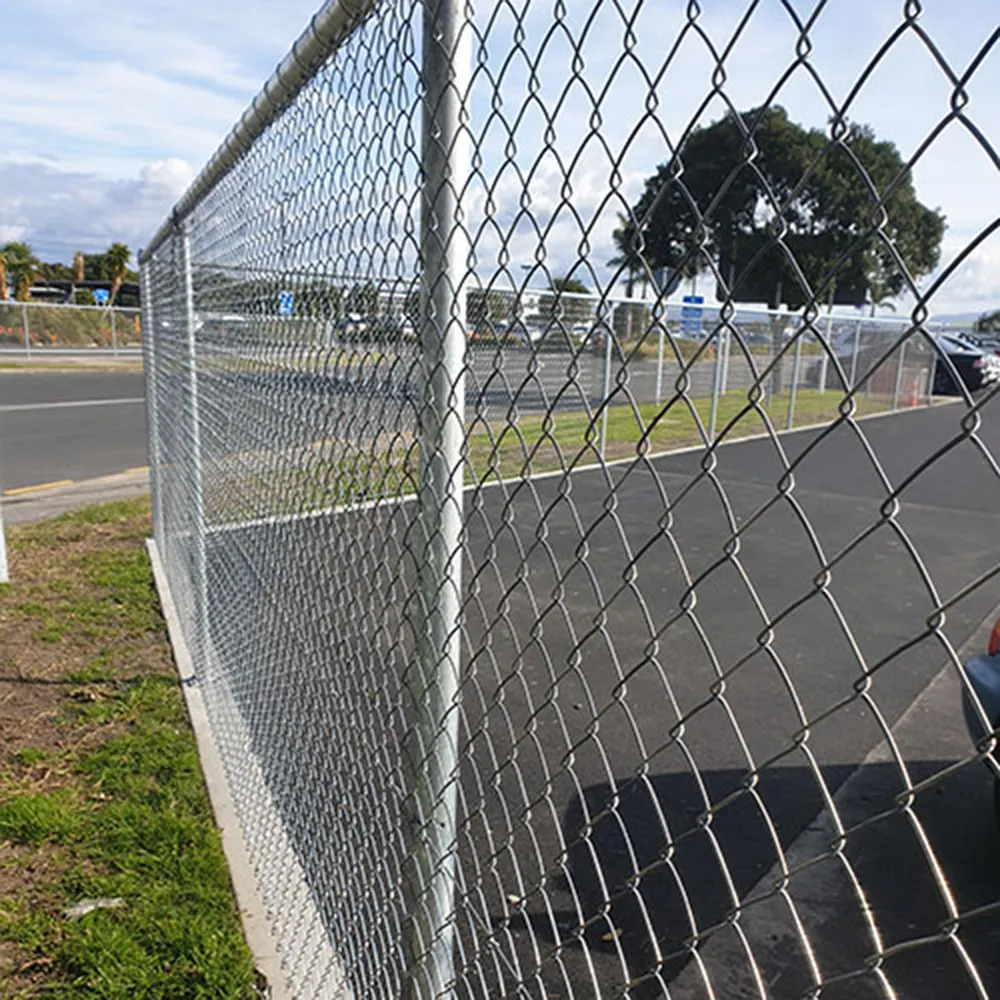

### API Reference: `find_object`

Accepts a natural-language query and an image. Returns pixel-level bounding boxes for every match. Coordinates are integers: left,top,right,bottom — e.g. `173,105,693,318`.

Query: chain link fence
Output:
0,301,142,354
142,2,1000,997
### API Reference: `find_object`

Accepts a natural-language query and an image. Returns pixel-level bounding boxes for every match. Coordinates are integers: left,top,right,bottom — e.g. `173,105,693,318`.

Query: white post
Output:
720,325,730,394
111,308,118,356
709,325,725,440
849,318,862,390
599,324,613,458
407,1,470,997
139,259,163,542
819,304,834,395
178,223,207,655
0,492,7,583
787,333,803,431
654,321,665,406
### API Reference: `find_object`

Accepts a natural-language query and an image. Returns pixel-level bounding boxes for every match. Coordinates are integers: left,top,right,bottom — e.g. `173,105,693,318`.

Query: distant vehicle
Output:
931,333,1000,395
961,618,1000,829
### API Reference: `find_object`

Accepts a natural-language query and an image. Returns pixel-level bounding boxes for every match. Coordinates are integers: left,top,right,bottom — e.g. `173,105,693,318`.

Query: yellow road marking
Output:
125,466,149,474
3,479,74,496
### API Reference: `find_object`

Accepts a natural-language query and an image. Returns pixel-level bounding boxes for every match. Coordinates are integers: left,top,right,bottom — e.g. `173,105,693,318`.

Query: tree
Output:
537,276,594,328
627,106,945,391
105,243,131,306
2,242,40,302
0,255,6,302
975,310,1000,334
608,214,651,299
71,251,85,305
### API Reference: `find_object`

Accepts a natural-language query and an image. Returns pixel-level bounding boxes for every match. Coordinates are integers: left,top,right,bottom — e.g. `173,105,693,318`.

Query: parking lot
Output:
197,395,1000,998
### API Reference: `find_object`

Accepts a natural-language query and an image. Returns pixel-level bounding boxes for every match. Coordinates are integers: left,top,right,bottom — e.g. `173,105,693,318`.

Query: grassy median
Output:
0,499,256,999
207,386,901,518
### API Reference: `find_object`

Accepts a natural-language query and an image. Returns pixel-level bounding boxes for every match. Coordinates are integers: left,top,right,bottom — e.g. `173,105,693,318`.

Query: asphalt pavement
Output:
0,371,147,491
197,398,1000,999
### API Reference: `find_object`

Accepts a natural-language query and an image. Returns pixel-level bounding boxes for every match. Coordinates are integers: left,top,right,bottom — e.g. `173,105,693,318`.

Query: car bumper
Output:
962,652,1000,746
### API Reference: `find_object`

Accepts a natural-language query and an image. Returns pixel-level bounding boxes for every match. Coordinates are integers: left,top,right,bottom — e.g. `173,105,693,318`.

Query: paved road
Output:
192,398,1000,999
0,371,147,491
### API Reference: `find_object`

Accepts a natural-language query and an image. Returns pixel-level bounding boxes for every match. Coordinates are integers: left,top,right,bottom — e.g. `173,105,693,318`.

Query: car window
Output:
939,335,977,353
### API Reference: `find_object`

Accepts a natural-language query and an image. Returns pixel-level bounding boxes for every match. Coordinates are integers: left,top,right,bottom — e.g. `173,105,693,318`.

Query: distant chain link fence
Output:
0,301,142,354
141,2,1000,998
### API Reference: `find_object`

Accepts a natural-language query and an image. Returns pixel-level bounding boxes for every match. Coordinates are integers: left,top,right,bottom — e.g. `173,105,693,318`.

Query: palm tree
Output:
71,251,85,305
607,213,647,299
105,243,131,306
2,242,40,302
868,284,896,318
0,255,7,302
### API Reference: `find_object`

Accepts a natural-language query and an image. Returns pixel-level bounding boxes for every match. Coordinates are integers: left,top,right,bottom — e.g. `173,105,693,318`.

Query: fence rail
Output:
142,2,1000,999
0,301,142,355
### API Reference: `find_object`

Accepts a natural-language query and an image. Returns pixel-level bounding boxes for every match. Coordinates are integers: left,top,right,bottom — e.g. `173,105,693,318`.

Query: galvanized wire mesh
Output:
142,2,1000,998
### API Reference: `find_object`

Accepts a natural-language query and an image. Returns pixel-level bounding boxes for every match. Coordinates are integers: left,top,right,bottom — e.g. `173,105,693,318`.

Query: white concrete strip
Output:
0,397,145,412
147,539,352,1000
146,540,292,999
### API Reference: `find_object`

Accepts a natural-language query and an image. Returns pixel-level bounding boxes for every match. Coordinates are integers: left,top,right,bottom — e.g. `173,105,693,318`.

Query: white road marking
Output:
0,397,145,413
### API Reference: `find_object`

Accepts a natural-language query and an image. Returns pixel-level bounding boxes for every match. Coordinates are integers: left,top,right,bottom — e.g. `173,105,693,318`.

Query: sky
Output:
1,0,997,317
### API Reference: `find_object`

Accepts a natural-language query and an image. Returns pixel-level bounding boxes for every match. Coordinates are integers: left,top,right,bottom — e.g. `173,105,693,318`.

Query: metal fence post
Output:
178,223,208,656
849,318,862,390
599,324,613,458
111,308,118,356
139,259,163,543
654,320,665,406
709,325,725,440
786,333,803,431
819,306,834,395
21,302,29,355
720,326,730,394
407,1,471,996
892,338,907,410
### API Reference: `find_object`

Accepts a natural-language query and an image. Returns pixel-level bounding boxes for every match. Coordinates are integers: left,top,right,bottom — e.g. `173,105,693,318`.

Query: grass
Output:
0,498,256,999
208,386,903,518
467,387,894,481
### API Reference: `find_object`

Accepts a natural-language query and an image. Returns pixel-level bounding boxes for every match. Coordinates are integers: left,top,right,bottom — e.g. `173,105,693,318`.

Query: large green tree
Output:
625,106,945,391
627,107,944,311
538,276,593,327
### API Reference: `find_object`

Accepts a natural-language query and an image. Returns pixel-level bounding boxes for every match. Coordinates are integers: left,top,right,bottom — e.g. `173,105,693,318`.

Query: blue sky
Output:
1,0,997,316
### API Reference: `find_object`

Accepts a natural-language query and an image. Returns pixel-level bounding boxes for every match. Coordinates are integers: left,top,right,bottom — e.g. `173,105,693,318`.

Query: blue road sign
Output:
92,288,109,306
680,294,704,335
278,290,294,317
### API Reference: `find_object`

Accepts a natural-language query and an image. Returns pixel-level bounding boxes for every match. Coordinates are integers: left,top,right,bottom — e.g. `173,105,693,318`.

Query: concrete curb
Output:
2,469,150,525
146,538,290,1000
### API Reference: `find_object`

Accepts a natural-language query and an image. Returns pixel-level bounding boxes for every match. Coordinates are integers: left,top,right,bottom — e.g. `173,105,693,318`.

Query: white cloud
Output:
0,159,196,258
1,0,996,318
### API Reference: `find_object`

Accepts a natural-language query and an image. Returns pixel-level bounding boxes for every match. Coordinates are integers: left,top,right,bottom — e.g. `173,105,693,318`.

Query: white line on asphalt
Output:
0,397,145,412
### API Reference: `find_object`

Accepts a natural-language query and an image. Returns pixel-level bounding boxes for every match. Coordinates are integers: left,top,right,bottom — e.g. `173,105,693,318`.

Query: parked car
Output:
931,333,1000,395
961,619,1000,829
